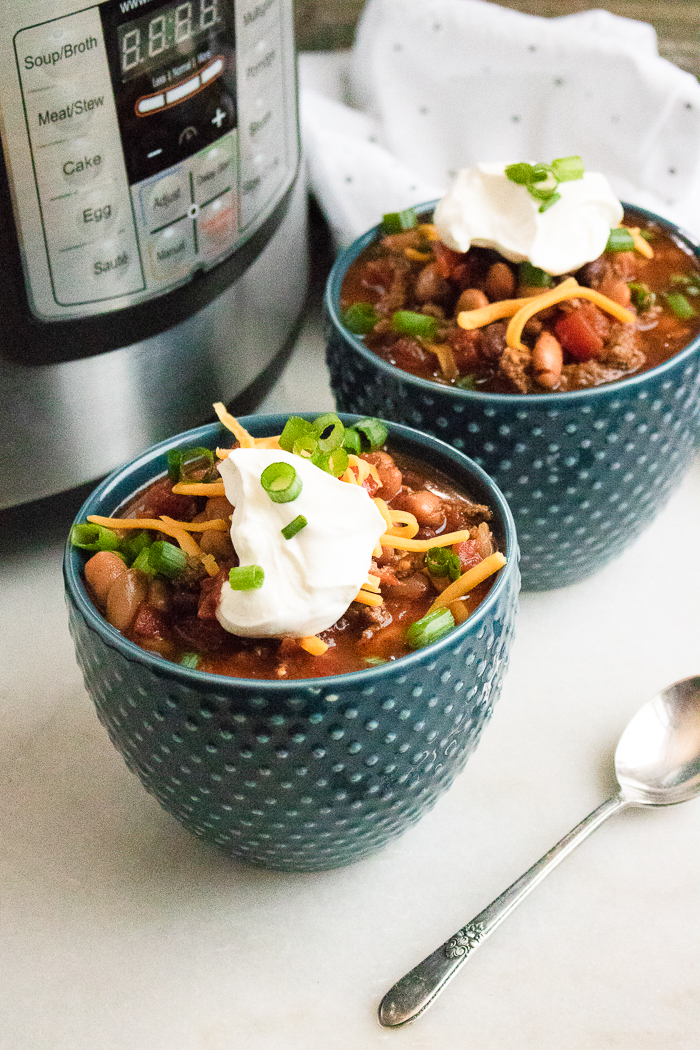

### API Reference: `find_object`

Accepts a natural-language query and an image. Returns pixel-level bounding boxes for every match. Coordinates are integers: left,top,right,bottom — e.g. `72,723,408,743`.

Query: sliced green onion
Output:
606,227,636,253
664,292,697,320
167,447,216,483
456,375,477,390
355,417,388,452
639,229,654,242
628,282,656,312
405,608,456,650
669,273,700,295
504,162,534,185
313,413,345,452
382,208,417,233
281,514,308,540
260,461,303,503
132,541,186,578
70,522,122,553
518,261,553,288
292,434,318,459
278,416,316,453
179,653,200,669
364,656,388,666
342,427,363,455
550,155,585,182
229,565,264,590
120,530,151,564
342,302,379,334
391,310,439,340
312,446,349,477
425,546,462,582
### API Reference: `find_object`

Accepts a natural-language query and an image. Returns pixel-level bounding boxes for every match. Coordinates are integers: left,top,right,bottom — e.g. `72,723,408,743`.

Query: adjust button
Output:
142,171,189,231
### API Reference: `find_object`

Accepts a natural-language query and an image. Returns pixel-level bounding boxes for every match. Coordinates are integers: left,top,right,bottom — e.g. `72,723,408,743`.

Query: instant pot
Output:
0,0,307,508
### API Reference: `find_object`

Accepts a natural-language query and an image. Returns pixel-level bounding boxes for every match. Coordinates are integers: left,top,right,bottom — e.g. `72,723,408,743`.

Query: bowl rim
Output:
64,411,519,692
324,200,700,405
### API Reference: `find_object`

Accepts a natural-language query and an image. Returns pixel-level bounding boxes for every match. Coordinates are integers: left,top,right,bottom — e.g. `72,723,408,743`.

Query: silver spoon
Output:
378,674,700,1028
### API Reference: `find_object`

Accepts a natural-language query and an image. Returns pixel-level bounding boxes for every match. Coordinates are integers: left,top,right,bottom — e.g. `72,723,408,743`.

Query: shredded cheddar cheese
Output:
172,481,226,496
213,402,256,447
426,342,458,380
354,589,384,607
506,281,636,351
427,552,506,613
386,509,419,539
405,247,434,263
298,635,329,656
379,529,470,552
627,226,654,259
373,497,394,532
457,279,578,331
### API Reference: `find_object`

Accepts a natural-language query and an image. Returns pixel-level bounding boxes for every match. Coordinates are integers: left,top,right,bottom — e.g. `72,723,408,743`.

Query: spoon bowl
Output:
615,675,700,806
379,675,700,1027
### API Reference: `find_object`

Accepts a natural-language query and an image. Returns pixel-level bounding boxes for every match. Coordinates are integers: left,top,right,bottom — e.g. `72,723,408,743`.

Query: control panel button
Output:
147,221,195,281
197,191,237,257
52,231,144,304
74,189,119,236
143,171,189,231
29,82,111,146
194,135,236,203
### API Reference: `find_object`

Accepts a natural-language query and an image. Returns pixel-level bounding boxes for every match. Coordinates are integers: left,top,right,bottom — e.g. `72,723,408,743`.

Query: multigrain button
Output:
144,172,188,230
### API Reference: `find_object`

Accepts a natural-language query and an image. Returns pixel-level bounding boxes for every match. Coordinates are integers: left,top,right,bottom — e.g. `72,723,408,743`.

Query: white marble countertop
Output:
1,299,699,1050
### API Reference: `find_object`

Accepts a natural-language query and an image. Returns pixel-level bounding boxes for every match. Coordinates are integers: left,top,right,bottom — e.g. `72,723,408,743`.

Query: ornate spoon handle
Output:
378,794,630,1027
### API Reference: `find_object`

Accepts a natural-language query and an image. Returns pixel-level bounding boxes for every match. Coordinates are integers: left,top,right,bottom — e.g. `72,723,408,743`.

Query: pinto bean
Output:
84,551,127,605
205,496,234,520
384,572,430,601
199,528,235,559
484,261,515,301
105,569,148,632
147,576,171,612
532,330,563,389
598,275,632,308
414,261,450,304
395,489,445,528
456,288,489,314
364,451,402,501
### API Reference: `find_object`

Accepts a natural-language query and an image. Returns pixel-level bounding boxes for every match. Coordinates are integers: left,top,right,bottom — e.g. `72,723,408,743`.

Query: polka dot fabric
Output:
324,208,700,591
63,415,519,872
300,0,700,249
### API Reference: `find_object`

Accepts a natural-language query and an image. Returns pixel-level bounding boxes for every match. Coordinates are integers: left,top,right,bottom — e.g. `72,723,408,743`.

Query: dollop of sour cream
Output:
433,162,623,276
216,448,387,638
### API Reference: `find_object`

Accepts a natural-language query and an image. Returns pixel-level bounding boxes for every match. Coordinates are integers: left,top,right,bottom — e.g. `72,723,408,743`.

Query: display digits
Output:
200,0,219,29
121,27,141,72
175,3,193,43
120,0,224,76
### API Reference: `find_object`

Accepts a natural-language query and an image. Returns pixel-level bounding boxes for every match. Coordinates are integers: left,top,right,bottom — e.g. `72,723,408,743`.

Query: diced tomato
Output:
361,472,381,497
452,540,482,573
554,306,605,362
432,241,467,280
133,604,169,639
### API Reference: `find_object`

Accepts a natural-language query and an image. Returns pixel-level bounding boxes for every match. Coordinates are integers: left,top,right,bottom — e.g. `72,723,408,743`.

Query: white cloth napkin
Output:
299,0,700,248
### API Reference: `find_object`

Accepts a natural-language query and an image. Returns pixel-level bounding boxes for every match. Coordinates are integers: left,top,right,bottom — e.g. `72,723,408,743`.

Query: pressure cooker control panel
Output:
6,0,297,321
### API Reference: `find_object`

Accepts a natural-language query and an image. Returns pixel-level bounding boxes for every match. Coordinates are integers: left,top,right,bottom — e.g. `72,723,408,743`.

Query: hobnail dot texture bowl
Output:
325,205,700,591
64,414,519,872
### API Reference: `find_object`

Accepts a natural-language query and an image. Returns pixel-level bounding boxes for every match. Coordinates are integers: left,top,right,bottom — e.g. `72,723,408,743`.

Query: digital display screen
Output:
117,0,225,81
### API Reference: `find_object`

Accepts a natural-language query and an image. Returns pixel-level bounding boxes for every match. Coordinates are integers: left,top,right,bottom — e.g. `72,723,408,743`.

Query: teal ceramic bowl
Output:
325,205,700,590
64,413,519,872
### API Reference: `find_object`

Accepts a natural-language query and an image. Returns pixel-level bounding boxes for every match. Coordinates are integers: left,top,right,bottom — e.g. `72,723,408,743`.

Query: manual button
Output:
147,220,195,282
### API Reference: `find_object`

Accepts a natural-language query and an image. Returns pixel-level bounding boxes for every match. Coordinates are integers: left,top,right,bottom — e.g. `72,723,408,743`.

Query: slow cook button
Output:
143,171,189,230
197,191,237,256
147,221,194,280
